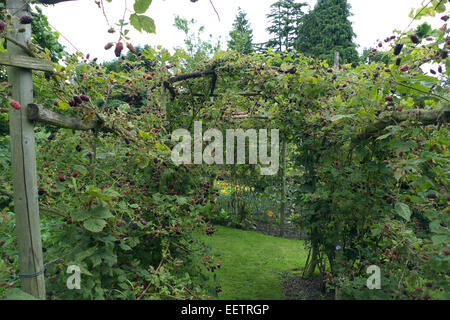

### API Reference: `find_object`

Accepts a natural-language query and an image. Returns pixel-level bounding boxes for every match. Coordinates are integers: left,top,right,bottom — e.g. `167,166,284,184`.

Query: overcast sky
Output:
37,0,446,62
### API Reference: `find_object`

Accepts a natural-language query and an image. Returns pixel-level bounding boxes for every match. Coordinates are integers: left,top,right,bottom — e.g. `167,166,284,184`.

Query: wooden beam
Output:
168,69,215,83
6,0,45,300
27,104,102,130
0,53,54,72
356,107,449,141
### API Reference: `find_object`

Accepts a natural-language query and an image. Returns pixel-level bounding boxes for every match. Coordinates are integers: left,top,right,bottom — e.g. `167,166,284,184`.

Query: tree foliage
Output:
228,7,253,54
266,0,307,52
296,0,359,65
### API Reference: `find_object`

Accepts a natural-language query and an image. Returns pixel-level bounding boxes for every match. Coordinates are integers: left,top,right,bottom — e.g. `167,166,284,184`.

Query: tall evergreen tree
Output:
266,0,307,52
296,0,359,65
228,7,254,54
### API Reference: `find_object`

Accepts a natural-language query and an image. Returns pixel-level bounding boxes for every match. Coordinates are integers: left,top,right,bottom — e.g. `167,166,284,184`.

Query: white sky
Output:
37,0,447,62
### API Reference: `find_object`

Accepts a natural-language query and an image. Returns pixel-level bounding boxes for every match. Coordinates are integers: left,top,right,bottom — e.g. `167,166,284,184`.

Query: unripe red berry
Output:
115,42,124,57
104,42,114,50
0,20,6,31
127,43,136,53
10,101,21,110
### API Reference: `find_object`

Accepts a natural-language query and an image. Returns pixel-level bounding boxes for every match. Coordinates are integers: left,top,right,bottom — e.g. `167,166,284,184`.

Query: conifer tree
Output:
228,7,254,54
266,0,307,52
296,0,358,65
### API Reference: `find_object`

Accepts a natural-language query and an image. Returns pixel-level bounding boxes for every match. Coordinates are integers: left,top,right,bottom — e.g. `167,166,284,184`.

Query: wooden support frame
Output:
355,107,449,141
27,104,102,130
0,54,54,72
6,0,45,300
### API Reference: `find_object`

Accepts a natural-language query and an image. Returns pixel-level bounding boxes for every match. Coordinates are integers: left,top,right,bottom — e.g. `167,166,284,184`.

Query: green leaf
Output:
119,242,132,251
130,14,156,34
71,210,90,222
431,234,449,245
83,218,107,233
90,206,113,219
134,0,152,14
72,164,87,175
330,114,355,122
5,288,37,300
395,203,411,221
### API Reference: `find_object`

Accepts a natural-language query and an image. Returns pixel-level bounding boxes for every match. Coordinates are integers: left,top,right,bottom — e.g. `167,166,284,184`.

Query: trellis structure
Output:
3,0,449,300
3,0,91,300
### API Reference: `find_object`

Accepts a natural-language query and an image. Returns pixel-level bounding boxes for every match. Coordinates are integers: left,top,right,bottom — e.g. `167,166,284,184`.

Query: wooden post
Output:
334,51,340,68
279,140,287,237
6,0,45,299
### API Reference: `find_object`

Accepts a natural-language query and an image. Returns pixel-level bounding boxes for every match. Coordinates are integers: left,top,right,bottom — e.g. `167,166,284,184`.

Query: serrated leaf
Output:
90,206,113,219
71,210,90,222
119,242,132,251
130,13,155,34
431,234,449,245
83,218,107,233
72,164,87,175
395,203,411,221
136,155,150,169
134,0,152,14
330,114,355,121
90,254,102,268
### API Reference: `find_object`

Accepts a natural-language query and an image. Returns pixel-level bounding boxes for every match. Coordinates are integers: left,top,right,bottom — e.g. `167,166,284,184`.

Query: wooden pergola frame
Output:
2,0,448,300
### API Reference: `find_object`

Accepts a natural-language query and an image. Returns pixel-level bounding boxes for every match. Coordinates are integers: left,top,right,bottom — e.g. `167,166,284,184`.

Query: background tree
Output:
296,0,358,65
266,0,307,52
228,7,254,54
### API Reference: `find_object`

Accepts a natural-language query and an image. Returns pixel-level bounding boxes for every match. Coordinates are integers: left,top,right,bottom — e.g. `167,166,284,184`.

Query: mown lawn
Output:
195,226,308,300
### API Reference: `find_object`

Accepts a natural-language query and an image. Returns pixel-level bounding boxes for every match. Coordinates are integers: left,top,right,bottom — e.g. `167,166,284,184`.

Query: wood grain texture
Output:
6,0,45,300
0,53,54,72
27,104,101,130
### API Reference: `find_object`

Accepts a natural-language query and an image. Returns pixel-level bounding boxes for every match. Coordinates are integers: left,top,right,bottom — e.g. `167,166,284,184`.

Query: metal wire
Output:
1,243,82,285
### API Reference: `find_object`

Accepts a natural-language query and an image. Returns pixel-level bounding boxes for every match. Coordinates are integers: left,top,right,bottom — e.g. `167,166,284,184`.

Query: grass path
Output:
195,226,308,300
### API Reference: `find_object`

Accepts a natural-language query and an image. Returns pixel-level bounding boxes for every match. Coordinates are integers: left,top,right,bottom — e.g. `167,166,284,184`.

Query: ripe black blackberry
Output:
73,96,83,105
410,34,420,44
20,16,33,24
394,43,403,56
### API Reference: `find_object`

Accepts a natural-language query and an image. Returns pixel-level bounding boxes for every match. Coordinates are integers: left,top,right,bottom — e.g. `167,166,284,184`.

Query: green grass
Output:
195,226,308,300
